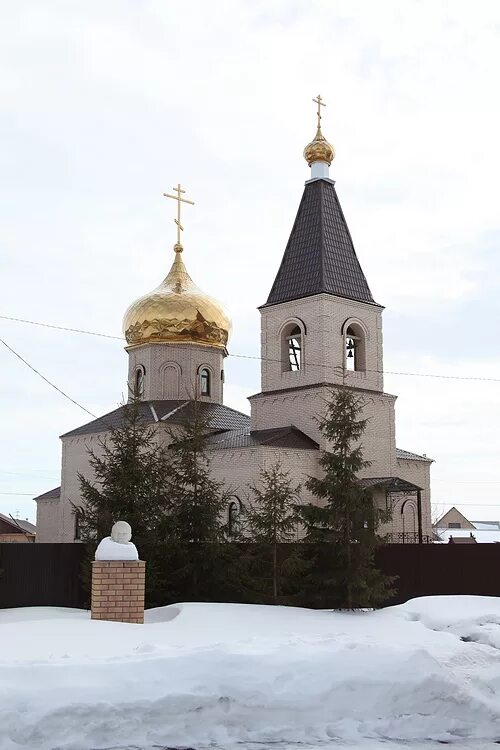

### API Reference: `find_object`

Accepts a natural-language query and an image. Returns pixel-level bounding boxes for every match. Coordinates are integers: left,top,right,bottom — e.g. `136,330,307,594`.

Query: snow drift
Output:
1,597,500,748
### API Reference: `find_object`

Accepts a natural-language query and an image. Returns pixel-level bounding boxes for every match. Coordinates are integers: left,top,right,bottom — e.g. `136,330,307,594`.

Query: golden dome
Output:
303,125,335,166
123,245,231,349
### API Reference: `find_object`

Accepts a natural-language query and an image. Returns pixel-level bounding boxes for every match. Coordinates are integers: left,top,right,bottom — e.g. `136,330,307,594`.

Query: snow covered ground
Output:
2,597,500,749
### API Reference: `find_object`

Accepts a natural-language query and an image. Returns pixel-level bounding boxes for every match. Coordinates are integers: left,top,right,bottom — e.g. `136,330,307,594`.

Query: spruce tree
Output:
77,395,173,604
245,462,304,605
163,400,233,601
78,397,171,544
299,386,394,608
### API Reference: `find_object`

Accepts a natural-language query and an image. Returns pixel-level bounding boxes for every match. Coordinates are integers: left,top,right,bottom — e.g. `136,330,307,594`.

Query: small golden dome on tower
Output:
303,94,335,167
123,246,231,349
303,129,335,166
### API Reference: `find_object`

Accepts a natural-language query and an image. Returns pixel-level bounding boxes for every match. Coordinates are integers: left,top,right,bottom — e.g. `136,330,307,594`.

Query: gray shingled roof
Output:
0,512,36,534
264,178,380,307
61,400,250,439
205,426,319,451
34,486,61,501
396,448,433,463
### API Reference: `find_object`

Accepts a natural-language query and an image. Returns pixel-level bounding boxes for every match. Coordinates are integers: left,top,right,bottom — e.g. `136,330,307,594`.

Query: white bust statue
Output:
95,520,139,561
111,520,132,544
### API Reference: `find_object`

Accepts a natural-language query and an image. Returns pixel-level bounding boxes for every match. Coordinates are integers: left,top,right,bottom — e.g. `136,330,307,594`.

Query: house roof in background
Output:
0,513,36,534
263,178,380,308
448,534,477,544
435,526,500,543
34,486,61,501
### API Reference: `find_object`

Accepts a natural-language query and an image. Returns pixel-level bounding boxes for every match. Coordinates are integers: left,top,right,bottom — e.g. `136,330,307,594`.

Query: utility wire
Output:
2,313,500,384
0,492,35,496
0,336,99,420
0,314,123,340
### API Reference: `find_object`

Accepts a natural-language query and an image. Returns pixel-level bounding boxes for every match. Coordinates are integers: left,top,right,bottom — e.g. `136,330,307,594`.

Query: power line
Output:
0,492,34,496
0,315,123,340
3,313,500,384
0,336,99,420
433,480,500,485
0,471,59,479
431,502,500,508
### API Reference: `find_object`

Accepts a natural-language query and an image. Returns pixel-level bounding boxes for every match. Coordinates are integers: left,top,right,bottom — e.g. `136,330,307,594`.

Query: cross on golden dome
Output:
163,183,195,252
304,94,335,169
313,94,326,131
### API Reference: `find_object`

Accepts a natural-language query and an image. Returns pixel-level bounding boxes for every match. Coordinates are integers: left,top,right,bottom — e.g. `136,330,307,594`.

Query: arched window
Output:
344,322,366,372
134,366,145,397
161,363,180,399
228,498,243,536
200,367,211,396
401,498,417,540
281,322,303,372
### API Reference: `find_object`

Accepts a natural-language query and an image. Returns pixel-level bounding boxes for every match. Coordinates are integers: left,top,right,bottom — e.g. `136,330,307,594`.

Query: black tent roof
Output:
264,178,380,308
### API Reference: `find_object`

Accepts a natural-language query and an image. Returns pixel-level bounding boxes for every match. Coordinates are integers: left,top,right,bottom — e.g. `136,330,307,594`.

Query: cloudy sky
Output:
1,0,500,527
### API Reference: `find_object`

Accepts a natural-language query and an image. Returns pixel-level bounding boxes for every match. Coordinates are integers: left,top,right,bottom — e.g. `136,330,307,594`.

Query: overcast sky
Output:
1,0,500,527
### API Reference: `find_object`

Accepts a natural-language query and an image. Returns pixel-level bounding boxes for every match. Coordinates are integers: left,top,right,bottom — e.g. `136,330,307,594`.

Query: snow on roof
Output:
473,521,500,531
436,526,500,543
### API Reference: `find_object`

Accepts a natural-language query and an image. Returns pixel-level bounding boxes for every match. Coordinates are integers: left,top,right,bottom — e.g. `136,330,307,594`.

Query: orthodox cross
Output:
312,94,326,129
163,183,195,246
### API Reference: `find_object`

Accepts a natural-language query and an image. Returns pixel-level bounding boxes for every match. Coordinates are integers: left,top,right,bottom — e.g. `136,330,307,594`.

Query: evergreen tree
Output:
244,462,304,605
299,387,394,608
163,400,234,601
77,395,173,604
78,397,171,544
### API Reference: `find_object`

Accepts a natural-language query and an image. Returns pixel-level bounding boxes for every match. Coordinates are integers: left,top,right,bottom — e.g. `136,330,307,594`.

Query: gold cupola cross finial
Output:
313,94,326,132
163,183,195,253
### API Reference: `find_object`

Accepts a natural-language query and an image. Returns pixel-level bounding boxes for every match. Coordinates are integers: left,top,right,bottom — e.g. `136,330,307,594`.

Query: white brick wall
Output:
35,498,60,542
259,293,384,393
126,342,225,403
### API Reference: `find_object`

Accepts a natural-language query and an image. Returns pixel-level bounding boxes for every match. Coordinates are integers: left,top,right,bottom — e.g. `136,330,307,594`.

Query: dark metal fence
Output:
376,543,500,604
0,543,87,609
2,542,500,610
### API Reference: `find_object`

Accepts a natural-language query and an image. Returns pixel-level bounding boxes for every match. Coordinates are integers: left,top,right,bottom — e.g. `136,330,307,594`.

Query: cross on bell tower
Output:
312,94,326,132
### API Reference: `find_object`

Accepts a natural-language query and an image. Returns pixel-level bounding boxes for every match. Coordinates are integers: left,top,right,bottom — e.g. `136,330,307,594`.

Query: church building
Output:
35,99,433,544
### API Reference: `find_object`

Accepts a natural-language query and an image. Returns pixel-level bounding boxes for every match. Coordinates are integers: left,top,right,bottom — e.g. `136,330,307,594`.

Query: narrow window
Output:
344,323,366,372
287,326,302,371
200,368,210,396
135,366,145,397
74,508,82,541
228,498,242,536
345,328,358,371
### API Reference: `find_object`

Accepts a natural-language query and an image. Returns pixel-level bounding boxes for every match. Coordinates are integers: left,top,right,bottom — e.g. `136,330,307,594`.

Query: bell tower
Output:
257,97,383,395
250,97,391,452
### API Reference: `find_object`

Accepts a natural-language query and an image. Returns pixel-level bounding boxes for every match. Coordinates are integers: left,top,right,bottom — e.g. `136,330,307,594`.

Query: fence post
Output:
90,521,145,624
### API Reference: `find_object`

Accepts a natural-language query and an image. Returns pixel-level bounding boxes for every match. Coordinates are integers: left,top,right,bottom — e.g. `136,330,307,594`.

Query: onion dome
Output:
304,94,335,168
123,244,231,349
303,125,335,167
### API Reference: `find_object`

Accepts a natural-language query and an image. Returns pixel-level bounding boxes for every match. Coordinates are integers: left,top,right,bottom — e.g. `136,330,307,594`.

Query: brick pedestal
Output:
91,560,146,624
